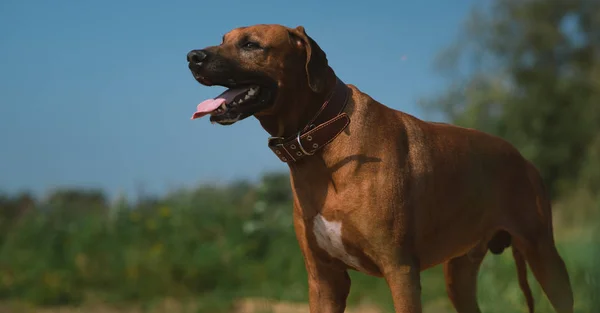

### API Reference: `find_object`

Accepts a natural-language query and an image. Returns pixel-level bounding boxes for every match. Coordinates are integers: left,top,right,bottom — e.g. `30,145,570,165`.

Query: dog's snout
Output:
187,50,207,64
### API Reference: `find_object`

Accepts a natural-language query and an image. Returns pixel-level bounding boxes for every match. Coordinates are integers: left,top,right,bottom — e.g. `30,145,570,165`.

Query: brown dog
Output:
186,24,574,313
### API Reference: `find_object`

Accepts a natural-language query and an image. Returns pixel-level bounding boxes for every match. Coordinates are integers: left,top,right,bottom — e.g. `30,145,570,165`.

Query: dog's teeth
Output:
244,94,251,100
220,103,227,110
248,88,256,96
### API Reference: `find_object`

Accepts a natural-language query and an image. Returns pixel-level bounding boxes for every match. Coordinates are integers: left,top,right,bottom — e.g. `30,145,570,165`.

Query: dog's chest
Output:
312,214,364,271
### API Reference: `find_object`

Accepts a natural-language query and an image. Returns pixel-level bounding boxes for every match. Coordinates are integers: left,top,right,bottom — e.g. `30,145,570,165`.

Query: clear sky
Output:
0,0,482,199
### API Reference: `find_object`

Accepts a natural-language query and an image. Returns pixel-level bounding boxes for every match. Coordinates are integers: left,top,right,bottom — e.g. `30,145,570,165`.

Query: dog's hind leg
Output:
514,234,573,313
513,162,574,313
443,246,486,313
488,230,535,312
512,246,534,313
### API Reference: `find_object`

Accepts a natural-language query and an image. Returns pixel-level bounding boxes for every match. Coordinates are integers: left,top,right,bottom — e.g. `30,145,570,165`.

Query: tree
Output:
420,0,600,198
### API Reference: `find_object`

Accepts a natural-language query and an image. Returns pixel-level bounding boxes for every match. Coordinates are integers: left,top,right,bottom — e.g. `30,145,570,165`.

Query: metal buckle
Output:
296,131,314,156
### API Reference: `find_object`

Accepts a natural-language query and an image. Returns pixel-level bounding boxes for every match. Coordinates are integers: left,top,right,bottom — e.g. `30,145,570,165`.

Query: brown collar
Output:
268,77,350,163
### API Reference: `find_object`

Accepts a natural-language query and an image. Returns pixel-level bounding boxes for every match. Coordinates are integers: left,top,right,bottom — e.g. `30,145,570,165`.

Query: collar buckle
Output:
296,131,314,156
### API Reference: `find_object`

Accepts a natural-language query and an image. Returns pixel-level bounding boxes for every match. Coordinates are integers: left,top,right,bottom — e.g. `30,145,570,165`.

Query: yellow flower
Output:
126,266,139,280
150,243,164,257
1,272,13,288
129,211,141,222
74,253,88,274
145,219,157,230
159,206,171,218
43,272,61,289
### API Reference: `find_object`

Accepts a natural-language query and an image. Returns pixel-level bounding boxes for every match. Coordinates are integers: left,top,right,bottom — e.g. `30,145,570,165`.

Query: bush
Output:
0,172,597,312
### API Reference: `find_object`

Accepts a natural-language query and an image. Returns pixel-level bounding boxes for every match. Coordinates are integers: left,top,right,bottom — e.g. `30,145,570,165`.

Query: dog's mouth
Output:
190,85,258,123
190,76,274,125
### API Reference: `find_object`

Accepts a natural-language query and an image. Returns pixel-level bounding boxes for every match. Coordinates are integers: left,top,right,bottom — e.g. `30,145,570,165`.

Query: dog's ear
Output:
288,26,328,93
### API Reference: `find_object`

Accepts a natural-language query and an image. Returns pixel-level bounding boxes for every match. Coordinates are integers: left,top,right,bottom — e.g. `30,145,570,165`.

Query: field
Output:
0,172,598,313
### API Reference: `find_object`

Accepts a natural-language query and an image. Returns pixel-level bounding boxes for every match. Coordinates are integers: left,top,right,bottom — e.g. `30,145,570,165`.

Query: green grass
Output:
0,173,598,312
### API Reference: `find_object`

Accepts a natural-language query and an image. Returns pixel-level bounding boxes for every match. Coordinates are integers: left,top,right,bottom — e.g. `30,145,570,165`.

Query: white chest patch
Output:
312,214,364,271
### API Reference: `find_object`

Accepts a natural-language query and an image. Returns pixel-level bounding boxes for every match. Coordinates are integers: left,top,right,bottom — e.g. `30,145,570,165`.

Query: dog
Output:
186,24,574,313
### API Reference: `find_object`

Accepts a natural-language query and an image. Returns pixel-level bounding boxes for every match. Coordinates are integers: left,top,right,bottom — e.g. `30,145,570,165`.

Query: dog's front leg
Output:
305,263,351,313
383,253,423,313
293,213,350,313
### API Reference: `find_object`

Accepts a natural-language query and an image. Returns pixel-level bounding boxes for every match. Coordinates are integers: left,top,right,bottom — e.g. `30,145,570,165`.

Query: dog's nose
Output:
187,50,207,64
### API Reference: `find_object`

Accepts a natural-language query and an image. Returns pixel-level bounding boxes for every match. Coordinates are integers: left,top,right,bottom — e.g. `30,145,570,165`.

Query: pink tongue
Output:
191,98,225,119
191,87,250,120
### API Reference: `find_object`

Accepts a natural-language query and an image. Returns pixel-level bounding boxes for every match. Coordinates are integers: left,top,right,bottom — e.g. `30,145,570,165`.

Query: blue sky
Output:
0,0,482,199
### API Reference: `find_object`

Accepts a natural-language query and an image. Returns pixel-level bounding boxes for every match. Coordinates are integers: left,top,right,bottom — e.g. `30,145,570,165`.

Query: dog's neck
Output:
257,74,351,164
257,73,340,139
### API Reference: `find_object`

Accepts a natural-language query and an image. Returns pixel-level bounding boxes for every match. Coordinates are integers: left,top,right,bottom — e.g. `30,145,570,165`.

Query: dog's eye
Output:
242,41,261,50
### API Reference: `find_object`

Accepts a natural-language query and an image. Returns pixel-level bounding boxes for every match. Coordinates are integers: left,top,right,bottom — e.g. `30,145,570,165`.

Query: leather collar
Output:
268,77,350,163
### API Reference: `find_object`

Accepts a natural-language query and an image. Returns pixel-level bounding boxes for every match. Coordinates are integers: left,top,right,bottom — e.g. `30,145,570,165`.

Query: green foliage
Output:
0,174,306,308
0,172,598,312
420,0,600,198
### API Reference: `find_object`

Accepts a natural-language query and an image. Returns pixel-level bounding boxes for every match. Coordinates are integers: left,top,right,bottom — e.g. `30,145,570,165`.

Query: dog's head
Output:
187,24,332,127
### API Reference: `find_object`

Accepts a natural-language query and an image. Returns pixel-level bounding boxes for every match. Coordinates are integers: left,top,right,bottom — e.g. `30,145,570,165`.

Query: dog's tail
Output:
513,246,535,313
